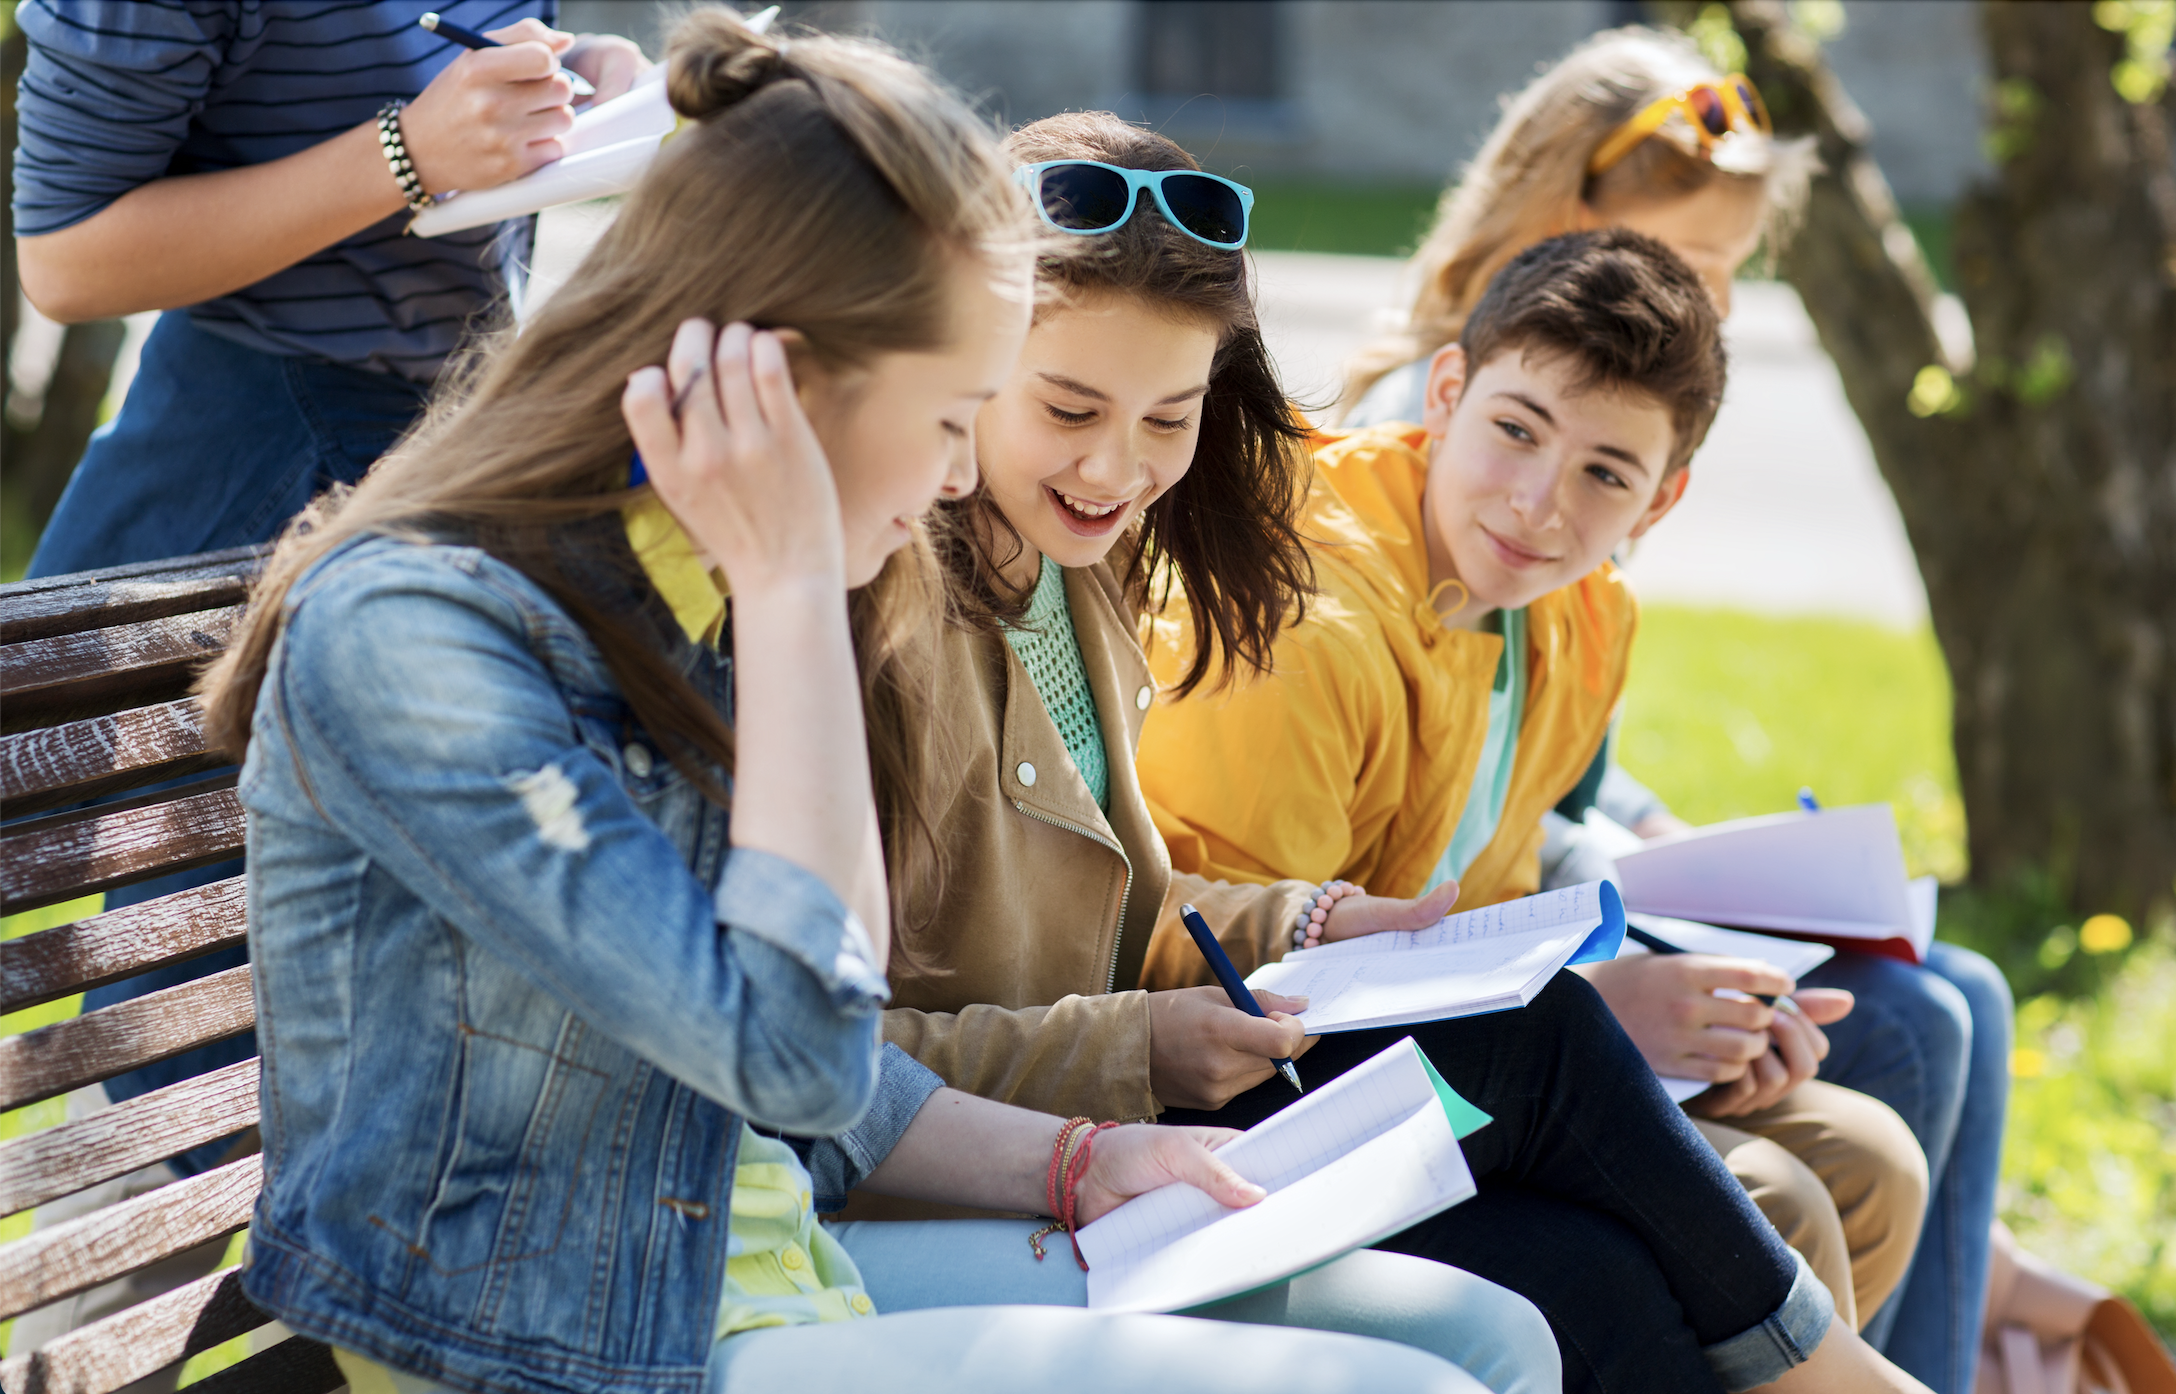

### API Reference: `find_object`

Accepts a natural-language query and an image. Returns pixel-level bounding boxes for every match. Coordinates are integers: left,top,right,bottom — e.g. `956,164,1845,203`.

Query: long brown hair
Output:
1341,25,1809,418
937,111,1314,699
198,7,1024,928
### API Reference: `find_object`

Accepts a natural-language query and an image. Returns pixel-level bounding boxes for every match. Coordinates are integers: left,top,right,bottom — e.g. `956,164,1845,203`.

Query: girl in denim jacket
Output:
198,10,1525,1394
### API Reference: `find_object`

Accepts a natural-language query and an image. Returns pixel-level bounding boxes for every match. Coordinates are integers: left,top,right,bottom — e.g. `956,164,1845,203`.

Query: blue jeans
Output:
829,1219,1558,1394
32,312,429,1175
1801,942,2011,1394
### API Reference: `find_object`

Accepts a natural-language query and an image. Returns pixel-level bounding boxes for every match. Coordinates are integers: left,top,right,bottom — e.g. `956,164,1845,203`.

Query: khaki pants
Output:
1693,1079,1929,1330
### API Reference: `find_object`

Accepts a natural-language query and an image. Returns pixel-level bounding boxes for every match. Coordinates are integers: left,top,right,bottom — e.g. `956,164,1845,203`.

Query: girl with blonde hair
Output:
200,11,1498,1392
1340,26,2011,1394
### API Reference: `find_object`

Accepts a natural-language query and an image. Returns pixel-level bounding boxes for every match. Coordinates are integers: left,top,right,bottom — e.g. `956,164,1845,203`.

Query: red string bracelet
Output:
1030,1118,1094,1263
1059,1121,1119,1270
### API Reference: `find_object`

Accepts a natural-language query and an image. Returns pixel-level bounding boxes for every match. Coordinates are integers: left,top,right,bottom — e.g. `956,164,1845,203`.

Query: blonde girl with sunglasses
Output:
1339,25,2012,1394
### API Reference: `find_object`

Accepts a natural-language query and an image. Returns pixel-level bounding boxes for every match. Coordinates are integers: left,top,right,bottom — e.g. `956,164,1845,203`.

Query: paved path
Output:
1252,250,1932,627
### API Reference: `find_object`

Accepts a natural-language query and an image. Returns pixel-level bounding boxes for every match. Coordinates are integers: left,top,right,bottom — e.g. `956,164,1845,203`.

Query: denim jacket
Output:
238,534,943,1394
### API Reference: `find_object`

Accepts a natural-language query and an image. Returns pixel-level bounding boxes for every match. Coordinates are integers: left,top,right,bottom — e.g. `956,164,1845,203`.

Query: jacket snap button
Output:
781,1244,807,1270
1017,761,1037,787
622,743,654,778
1135,685,1153,711
850,1292,874,1315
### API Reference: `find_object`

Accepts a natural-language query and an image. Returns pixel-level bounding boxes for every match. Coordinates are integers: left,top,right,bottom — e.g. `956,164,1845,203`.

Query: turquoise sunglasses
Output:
1014,160,1254,250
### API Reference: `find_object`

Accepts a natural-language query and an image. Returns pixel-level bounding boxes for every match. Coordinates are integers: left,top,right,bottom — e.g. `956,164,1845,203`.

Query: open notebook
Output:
411,8,779,238
1618,914,1837,1103
1610,805,1937,964
1244,881,1627,1033
1076,1037,1490,1312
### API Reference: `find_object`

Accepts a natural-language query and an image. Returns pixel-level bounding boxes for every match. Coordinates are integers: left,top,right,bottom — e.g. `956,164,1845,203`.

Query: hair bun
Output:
668,8,792,120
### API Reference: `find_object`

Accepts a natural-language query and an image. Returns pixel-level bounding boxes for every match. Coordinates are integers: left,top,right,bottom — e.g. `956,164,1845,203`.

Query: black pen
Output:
1624,923,1800,1015
1180,903,1303,1093
420,12,596,96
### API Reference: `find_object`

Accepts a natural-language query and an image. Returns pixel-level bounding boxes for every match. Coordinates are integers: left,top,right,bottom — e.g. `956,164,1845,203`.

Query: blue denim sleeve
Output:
792,1045,946,1212
12,2,231,235
265,553,885,1134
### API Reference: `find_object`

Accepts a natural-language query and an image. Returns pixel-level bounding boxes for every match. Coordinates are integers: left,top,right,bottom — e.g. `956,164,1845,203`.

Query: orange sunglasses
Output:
1587,75,1772,176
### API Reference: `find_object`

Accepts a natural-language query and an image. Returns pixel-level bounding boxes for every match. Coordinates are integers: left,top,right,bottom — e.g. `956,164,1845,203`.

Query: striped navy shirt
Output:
13,0,557,381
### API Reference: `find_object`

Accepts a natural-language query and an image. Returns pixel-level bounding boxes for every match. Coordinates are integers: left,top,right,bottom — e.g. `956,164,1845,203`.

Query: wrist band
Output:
376,101,434,217
1292,879,1365,953
1029,1117,1117,1270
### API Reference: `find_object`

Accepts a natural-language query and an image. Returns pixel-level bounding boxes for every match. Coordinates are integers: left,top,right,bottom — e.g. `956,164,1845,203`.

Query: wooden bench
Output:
1,545,346,1393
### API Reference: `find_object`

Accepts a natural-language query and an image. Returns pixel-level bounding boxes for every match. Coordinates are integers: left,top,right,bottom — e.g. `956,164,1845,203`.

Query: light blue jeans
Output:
702,1219,1561,1394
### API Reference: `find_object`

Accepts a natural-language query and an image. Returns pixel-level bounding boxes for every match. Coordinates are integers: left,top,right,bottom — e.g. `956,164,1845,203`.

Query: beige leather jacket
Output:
883,560,1313,1125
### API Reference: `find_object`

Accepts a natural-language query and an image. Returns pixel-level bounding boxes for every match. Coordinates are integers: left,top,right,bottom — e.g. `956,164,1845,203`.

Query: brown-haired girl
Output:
855,112,1927,1394
199,12,1495,1392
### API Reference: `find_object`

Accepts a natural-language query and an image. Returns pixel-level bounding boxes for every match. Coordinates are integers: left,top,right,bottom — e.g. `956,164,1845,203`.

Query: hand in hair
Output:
623,318,847,595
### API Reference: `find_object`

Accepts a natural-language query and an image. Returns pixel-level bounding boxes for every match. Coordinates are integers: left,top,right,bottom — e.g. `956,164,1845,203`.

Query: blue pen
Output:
1797,787,1821,813
420,12,596,96
1179,903,1303,1094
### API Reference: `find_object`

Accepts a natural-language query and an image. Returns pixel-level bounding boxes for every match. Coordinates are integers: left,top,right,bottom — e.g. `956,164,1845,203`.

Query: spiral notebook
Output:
1076,1037,1490,1312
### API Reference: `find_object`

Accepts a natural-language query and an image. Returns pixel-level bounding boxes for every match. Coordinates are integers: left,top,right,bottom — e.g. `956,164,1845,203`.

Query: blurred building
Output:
563,0,1988,207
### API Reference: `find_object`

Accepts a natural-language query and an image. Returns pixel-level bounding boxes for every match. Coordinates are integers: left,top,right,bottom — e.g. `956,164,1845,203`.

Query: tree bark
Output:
1724,0,2176,919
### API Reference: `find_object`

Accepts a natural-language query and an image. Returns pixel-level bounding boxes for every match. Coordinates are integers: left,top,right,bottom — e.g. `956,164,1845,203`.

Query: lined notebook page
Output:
1076,1042,1476,1311
1253,930,1571,1031
1077,1041,1435,1273
1292,881,1605,962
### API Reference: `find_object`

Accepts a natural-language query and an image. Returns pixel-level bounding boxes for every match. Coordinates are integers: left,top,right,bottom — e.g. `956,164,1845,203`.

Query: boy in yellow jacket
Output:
1140,230,1927,1333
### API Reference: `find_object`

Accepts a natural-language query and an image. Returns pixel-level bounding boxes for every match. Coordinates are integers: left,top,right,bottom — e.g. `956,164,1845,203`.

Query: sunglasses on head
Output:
1015,160,1255,250
1587,75,1772,176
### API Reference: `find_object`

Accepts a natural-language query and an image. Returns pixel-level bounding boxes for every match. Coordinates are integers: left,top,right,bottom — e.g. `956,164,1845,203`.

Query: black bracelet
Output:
376,100,433,215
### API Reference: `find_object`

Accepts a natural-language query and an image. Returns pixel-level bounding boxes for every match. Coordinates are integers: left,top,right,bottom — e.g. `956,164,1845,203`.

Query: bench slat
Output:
0,545,265,646
0,1059,259,1217
0,964,254,1112
1,697,220,817
182,1335,343,1394
0,1154,260,1320
0,786,245,917
0,1264,274,1394
0,607,240,734
0,875,247,1015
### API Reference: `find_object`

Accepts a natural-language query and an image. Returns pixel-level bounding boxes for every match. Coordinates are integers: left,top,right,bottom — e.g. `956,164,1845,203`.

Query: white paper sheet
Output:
1245,881,1622,1032
1077,1040,1475,1312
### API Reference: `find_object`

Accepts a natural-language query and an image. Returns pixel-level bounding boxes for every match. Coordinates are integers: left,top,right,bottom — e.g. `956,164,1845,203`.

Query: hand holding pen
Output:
1174,905,1308,1097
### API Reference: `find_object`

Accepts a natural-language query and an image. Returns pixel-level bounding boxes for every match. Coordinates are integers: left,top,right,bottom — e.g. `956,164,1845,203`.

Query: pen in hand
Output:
1179,904,1304,1094
1623,923,1795,1010
420,12,597,96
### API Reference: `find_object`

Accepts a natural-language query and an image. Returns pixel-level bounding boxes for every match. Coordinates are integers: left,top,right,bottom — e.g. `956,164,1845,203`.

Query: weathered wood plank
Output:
1,876,247,1015
0,1264,273,1394
0,965,254,1112
0,1059,259,1217
0,545,265,645
0,1154,259,1320
0,786,245,916
180,1336,343,1394
0,697,220,817
0,607,239,734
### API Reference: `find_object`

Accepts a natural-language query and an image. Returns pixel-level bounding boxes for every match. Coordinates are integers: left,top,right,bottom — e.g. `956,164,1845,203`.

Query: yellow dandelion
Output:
2011,1047,2046,1078
2079,914,2133,954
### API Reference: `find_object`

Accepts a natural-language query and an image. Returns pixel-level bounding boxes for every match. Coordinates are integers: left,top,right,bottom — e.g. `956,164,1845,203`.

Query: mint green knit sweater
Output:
1003,558,1108,810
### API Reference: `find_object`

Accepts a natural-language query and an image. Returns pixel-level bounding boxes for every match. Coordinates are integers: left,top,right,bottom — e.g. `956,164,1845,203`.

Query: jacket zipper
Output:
1012,799,1135,993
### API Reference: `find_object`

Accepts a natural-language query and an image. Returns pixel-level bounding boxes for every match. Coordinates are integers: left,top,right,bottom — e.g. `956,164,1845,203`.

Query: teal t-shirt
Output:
1424,606,1527,892
1003,557,1109,810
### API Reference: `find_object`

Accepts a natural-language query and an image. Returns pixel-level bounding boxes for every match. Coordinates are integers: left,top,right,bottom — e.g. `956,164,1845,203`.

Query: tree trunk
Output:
1724,0,2176,921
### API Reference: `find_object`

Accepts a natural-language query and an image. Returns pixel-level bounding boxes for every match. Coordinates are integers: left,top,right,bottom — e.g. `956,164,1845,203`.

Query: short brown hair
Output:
1460,228,1726,476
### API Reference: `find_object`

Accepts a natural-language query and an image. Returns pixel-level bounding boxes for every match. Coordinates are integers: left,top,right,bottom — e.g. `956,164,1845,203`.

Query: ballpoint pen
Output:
1180,903,1304,1093
420,12,598,96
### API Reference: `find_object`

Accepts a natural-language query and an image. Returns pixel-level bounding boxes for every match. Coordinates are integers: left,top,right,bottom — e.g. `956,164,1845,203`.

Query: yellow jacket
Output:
1138,424,1638,908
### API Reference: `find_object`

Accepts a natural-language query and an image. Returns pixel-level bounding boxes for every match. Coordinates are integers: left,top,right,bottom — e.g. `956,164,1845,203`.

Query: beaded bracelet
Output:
1292,879,1365,953
376,101,434,217
1029,1116,1117,1269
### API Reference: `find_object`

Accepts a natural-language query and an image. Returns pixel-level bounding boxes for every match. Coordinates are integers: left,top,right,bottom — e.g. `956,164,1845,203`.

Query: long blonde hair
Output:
1341,25,1808,417
199,7,1023,926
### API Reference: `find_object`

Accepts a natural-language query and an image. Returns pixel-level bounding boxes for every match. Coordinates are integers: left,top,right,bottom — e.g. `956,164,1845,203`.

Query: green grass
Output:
1242,178,1443,259
1622,603,2176,1341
